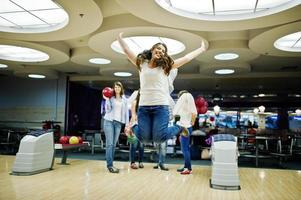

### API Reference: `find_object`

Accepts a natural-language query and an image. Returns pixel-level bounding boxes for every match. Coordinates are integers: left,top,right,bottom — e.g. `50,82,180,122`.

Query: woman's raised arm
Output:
117,32,137,66
173,40,207,69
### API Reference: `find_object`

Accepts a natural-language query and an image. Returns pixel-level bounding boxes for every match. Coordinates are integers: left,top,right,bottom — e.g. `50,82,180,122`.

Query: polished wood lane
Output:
1,155,300,200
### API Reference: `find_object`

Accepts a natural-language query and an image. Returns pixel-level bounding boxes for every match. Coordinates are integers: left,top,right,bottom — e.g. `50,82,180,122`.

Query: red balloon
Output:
77,136,83,144
197,106,208,114
102,87,114,98
59,136,69,144
195,96,206,107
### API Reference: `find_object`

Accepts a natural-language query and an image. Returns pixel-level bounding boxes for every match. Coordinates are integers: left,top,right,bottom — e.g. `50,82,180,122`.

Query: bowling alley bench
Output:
54,142,89,164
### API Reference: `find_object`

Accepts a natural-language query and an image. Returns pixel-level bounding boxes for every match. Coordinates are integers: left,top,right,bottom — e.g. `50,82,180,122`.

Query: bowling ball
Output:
195,96,206,107
102,87,114,98
59,136,69,144
197,106,208,114
69,136,79,144
77,136,83,143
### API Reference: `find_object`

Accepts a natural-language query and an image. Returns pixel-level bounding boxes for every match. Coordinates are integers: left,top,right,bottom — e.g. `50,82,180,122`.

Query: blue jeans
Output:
104,119,122,168
180,127,192,170
130,141,144,163
154,142,167,164
133,105,181,143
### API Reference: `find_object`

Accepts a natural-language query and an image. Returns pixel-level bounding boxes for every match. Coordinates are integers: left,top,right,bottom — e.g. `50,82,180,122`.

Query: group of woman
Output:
102,32,207,173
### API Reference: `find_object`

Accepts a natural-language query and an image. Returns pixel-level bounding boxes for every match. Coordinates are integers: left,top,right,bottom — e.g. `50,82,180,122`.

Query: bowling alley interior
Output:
1,0,301,200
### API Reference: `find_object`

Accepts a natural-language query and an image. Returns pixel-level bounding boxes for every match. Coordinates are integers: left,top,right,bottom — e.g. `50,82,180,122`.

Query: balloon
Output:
195,96,206,107
197,106,208,114
102,87,114,98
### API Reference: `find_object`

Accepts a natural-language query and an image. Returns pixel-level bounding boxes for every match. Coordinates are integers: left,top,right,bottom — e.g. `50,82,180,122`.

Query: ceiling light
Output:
274,31,301,52
0,0,69,33
28,74,46,79
214,69,235,75
114,72,132,77
214,53,239,60
155,0,300,21
0,63,8,68
258,94,265,97
111,36,185,56
89,58,111,64
0,45,49,62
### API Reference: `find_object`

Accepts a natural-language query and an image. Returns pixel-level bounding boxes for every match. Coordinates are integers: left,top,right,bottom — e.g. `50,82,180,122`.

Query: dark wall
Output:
68,82,101,134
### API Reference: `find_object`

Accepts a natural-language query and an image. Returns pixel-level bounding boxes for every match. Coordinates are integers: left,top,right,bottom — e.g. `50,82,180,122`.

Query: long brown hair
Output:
113,81,124,96
136,43,174,75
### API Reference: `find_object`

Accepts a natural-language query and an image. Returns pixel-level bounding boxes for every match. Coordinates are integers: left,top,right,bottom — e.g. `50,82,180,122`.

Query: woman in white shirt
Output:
173,90,197,175
117,32,206,144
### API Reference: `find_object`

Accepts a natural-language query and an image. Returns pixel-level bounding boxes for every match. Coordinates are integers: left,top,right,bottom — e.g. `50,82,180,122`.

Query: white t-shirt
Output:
173,93,197,128
139,62,169,106
113,98,122,122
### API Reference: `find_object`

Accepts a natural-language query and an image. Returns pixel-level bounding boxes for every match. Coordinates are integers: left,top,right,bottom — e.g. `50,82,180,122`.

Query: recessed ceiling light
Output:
89,58,111,64
28,74,46,79
0,45,49,62
111,36,185,56
258,93,265,97
214,69,235,75
0,63,8,68
274,31,301,52
155,0,300,21
214,53,239,60
114,72,132,77
0,0,69,33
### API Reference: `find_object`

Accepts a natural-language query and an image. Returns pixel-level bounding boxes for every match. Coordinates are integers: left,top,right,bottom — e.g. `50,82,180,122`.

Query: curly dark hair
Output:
136,43,174,75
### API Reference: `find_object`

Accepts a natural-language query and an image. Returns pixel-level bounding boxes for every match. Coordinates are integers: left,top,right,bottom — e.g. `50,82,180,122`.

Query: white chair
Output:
210,134,240,190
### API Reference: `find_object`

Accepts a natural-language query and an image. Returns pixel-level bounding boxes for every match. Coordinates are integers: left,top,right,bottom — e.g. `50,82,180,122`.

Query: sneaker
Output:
139,162,144,168
108,166,119,173
130,163,138,169
153,164,159,169
158,163,169,171
177,167,185,172
181,127,189,137
180,168,192,175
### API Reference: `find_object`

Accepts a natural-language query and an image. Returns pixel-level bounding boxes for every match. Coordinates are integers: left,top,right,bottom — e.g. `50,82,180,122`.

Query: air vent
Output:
280,66,298,71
